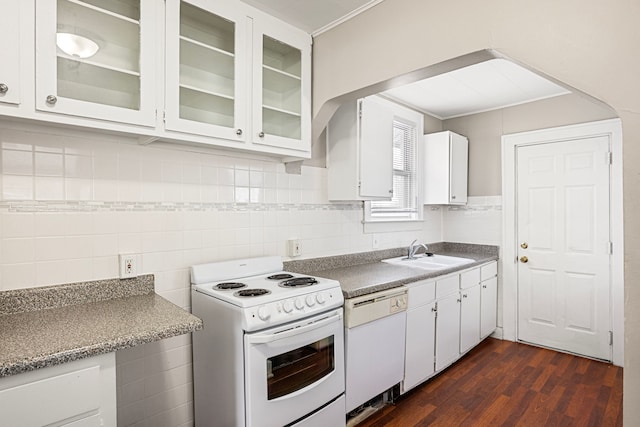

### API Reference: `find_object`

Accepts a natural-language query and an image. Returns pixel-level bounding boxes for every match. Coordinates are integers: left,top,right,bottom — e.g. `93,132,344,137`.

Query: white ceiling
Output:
381,59,571,120
239,0,383,35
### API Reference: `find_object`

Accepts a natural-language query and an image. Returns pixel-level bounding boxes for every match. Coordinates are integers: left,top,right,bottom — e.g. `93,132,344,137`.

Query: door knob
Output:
520,242,528,249
520,256,528,263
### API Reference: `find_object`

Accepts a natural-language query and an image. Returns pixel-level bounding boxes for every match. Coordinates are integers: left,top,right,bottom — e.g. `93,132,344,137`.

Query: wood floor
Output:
357,338,623,427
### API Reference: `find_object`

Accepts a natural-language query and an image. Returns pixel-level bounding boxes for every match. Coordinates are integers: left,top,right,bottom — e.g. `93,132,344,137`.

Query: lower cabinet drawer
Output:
481,261,498,281
435,275,459,299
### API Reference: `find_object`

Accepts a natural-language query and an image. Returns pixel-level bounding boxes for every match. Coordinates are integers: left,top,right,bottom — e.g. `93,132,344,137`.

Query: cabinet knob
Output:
482,284,487,289
46,95,57,105
258,131,265,138
236,129,243,136
451,195,457,199
463,293,468,298
521,242,528,249
520,256,529,263
0,83,8,94
388,189,393,194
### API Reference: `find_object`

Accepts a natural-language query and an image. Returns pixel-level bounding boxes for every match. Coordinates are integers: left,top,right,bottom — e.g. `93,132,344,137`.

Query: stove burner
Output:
279,277,318,288
267,273,294,280
234,288,271,297
215,282,247,290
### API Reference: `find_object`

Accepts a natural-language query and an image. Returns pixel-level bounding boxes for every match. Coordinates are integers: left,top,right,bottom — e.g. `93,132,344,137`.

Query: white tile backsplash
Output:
0,126,505,426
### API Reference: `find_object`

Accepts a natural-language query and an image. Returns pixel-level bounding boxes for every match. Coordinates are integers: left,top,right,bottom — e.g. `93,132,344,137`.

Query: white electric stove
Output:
191,256,346,427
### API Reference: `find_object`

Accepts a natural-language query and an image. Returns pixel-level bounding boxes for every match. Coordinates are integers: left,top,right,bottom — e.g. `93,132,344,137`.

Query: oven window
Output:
266,336,335,399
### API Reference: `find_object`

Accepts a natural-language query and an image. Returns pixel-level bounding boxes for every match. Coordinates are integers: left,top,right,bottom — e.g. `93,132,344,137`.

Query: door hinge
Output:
162,110,166,123
609,331,613,346
608,241,613,255
432,304,438,318
358,100,363,119
607,151,613,165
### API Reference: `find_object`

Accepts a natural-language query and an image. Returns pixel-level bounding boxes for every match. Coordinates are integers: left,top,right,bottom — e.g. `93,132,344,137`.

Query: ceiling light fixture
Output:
56,33,99,59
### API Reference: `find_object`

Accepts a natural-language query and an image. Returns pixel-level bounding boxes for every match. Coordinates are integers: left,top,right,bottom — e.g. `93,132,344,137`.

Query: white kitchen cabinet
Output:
480,261,498,338
251,18,311,152
403,280,436,393
165,0,311,154
459,268,481,353
326,96,394,201
35,0,157,126
0,2,21,106
0,353,116,427
165,0,247,141
402,261,498,392
460,284,481,353
434,286,460,372
423,130,468,205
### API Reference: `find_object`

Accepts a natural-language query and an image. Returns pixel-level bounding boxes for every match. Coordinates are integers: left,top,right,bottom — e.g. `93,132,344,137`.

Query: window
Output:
365,99,423,224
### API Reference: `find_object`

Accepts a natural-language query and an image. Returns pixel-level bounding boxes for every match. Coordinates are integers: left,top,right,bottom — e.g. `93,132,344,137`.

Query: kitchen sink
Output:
381,254,475,270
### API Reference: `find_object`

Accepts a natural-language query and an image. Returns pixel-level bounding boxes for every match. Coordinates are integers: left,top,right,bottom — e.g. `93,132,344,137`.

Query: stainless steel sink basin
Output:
382,254,475,270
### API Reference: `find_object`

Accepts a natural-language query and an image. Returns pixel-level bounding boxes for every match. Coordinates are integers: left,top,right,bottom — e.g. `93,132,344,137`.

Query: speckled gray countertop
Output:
0,275,203,377
285,242,499,298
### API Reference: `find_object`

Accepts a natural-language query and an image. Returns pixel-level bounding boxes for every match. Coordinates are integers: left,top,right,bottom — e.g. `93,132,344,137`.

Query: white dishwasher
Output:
344,287,408,413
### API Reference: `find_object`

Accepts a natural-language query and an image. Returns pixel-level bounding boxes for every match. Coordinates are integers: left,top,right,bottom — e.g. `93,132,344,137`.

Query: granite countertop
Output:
285,242,499,299
0,275,203,377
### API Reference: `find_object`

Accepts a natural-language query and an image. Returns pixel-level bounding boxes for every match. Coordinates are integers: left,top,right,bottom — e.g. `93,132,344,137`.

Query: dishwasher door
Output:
345,310,407,413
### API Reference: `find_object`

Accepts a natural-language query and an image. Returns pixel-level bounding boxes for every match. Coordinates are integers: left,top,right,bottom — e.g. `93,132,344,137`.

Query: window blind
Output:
371,120,418,217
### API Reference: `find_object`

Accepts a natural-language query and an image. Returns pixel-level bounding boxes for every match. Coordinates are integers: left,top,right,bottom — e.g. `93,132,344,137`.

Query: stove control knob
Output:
257,306,271,321
305,295,316,307
315,292,326,305
282,300,294,313
294,298,305,310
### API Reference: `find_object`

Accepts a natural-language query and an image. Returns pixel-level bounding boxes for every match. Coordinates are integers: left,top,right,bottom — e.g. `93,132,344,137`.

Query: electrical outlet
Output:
287,239,302,257
119,253,139,279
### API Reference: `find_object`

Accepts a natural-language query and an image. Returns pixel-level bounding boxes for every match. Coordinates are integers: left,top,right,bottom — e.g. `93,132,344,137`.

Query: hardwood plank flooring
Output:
356,338,623,427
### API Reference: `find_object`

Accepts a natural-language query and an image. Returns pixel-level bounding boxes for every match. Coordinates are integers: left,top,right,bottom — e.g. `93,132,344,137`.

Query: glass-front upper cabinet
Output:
35,0,156,126
164,0,246,142
0,2,22,106
252,21,311,153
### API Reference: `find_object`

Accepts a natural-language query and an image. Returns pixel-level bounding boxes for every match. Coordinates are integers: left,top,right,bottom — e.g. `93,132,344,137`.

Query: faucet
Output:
407,240,429,259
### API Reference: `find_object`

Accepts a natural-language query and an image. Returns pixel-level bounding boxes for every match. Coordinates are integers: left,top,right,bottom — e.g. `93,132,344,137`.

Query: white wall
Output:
312,2,640,421
0,122,441,426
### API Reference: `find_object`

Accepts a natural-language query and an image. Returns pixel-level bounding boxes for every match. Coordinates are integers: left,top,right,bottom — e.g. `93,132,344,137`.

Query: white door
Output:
516,136,611,361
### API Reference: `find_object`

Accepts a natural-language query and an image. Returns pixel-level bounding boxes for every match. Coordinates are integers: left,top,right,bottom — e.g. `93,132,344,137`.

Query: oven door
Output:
244,308,345,427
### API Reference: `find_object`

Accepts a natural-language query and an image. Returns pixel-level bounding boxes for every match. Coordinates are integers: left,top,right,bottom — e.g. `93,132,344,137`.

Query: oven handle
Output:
247,311,342,344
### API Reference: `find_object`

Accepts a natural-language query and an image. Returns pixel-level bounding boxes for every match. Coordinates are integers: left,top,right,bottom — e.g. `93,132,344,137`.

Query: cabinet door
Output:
0,2,21,105
359,97,394,199
35,0,156,126
435,292,461,372
403,302,436,392
460,284,481,353
0,353,115,427
252,19,311,153
481,276,498,338
165,0,247,141
449,132,468,204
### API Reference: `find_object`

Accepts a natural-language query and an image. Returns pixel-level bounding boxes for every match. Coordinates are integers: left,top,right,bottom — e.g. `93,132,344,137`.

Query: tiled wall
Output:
0,125,443,426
